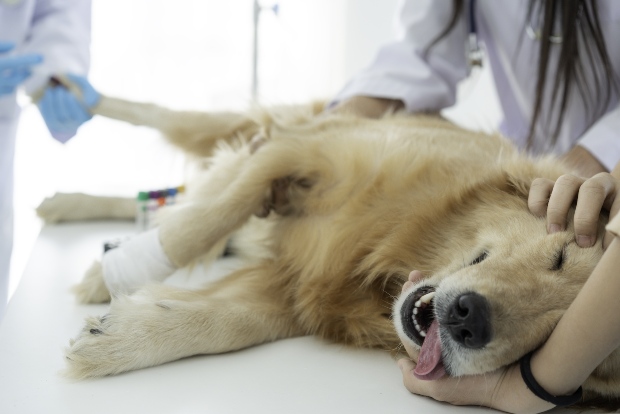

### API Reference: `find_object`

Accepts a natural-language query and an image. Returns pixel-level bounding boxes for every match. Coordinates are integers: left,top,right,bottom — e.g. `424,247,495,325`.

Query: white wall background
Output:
10,0,501,297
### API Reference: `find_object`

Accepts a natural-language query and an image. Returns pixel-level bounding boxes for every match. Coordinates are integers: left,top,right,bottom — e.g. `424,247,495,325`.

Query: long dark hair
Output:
429,0,618,149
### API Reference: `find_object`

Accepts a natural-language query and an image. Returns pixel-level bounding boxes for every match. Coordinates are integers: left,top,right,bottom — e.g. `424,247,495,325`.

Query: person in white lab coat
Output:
332,0,620,179
0,0,94,321
331,1,620,411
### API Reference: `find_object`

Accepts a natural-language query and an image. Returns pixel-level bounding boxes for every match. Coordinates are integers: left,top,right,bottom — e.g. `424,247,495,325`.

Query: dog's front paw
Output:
72,261,111,304
65,291,181,379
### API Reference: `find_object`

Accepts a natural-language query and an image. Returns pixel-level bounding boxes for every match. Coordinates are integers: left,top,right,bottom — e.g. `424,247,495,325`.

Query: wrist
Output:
498,364,556,414
561,145,607,178
522,351,583,407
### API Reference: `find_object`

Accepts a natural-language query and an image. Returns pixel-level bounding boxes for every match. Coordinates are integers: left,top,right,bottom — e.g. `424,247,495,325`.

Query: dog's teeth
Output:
414,323,421,332
420,291,436,304
413,308,418,315
420,330,427,337
414,300,421,308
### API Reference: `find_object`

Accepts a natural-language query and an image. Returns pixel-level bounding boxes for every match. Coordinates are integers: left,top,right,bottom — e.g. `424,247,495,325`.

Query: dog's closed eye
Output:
470,251,488,266
551,246,566,271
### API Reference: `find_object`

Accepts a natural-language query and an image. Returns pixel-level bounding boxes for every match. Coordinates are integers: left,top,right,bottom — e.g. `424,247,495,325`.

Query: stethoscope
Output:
468,0,483,66
468,0,563,66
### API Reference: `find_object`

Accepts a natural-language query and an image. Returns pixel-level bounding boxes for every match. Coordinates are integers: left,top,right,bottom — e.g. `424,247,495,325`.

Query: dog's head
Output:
392,173,606,381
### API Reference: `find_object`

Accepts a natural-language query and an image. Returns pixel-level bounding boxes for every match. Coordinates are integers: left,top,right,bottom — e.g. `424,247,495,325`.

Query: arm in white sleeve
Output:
20,0,92,94
577,105,620,172
332,0,471,113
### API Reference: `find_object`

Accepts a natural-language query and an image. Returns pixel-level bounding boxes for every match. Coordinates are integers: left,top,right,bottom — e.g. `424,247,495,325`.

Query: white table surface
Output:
0,222,594,414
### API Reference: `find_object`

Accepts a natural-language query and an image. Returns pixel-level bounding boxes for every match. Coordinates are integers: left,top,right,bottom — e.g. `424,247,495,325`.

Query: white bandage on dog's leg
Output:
102,228,176,295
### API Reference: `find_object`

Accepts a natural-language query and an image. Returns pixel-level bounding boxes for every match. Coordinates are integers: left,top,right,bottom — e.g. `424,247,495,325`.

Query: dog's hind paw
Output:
36,192,95,223
36,192,136,223
72,261,111,304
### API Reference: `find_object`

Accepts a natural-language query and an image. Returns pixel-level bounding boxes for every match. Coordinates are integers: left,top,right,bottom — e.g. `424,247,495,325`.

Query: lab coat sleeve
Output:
332,0,470,112
20,0,92,95
577,105,620,172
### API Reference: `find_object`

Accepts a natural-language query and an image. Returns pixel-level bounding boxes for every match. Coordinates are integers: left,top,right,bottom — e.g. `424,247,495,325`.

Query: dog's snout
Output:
445,292,492,349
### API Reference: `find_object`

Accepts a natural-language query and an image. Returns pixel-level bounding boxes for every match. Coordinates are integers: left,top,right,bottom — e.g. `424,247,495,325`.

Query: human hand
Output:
397,271,554,413
38,74,100,143
329,96,404,118
560,145,607,178
0,41,43,96
529,172,620,248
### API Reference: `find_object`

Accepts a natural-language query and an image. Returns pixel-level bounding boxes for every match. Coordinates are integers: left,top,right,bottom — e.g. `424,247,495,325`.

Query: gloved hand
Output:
38,74,101,143
0,41,43,96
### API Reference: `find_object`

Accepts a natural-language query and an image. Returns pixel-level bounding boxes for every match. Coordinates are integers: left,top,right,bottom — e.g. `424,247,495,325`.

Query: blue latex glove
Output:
65,73,101,108
38,74,101,143
0,41,43,96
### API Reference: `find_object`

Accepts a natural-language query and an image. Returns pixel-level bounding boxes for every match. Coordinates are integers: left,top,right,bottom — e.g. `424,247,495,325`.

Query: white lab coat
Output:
334,0,620,170
0,0,91,319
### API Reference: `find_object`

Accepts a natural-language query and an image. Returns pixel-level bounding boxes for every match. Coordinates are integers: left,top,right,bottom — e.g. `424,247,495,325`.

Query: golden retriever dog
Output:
52,86,619,409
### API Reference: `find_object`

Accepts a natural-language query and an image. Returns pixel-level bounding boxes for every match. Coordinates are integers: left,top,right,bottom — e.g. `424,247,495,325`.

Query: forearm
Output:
531,237,620,396
576,105,620,173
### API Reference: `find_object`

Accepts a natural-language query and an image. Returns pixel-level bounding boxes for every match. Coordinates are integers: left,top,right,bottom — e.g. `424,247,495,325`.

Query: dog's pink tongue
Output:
413,320,446,381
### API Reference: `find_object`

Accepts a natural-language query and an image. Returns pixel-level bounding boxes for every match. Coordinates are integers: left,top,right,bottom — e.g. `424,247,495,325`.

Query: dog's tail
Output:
35,76,327,158
92,95,259,157
93,96,327,158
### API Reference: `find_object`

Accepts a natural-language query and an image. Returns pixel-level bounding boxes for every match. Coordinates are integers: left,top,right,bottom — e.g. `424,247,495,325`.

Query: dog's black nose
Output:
445,292,492,348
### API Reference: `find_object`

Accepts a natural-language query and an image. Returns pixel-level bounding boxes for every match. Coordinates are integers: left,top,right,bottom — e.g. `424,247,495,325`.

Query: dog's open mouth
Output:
401,286,436,343
400,285,446,381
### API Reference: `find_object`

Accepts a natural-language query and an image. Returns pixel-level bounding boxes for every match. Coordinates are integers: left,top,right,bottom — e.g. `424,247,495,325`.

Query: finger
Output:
399,360,486,406
51,87,71,126
62,89,91,125
396,327,421,361
0,42,15,54
408,270,424,283
546,174,584,233
398,358,419,393
39,88,61,131
402,270,424,293
65,73,100,107
0,86,15,96
0,53,43,70
62,91,83,122
0,68,31,88
401,340,420,361
528,178,555,217
573,173,614,247
604,196,620,249
604,230,614,251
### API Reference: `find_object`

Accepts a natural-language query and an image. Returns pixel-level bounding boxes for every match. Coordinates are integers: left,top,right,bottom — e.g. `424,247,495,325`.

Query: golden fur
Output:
61,93,619,408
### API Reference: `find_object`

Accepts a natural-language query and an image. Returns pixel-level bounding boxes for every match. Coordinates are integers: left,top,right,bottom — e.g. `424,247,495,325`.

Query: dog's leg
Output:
72,141,262,301
157,139,317,267
36,193,136,224
72,261,111,304
88,137,321,296
65,264,302,378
